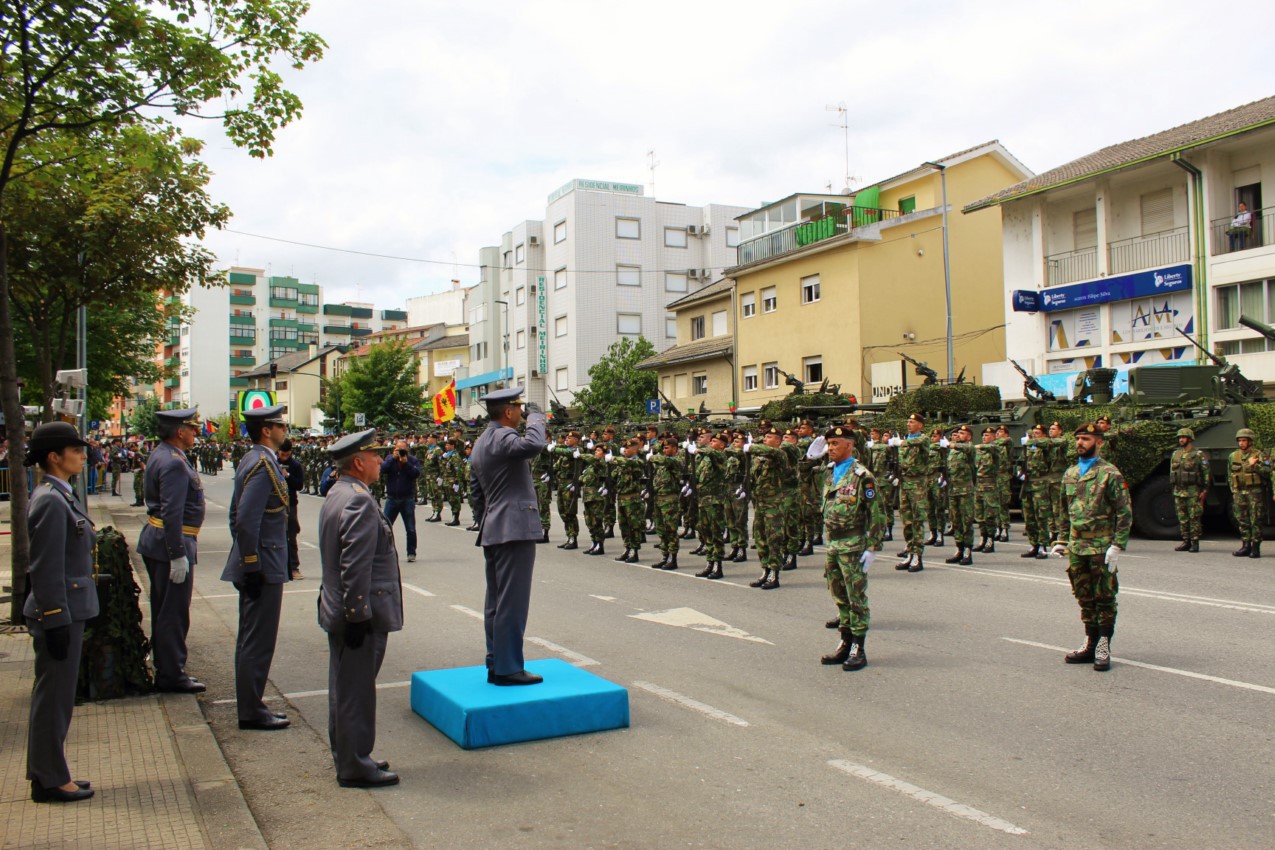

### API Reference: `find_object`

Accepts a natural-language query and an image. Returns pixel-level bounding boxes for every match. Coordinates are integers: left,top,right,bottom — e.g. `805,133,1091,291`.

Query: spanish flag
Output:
431,378,457,423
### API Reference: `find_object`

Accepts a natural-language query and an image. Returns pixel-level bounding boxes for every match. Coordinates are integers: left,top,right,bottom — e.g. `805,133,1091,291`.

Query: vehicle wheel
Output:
1131,473,1178,540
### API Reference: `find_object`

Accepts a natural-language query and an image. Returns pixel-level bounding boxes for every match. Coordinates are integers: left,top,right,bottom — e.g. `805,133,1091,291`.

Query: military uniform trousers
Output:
535,480,553,533
697,498,726,560
132,469,145,504
235,582,285,723
1047,479,1069,544
799,477,821,541
617,495,645,549
26,620,86,788
1067,553,1118,632
682,491,699,536
556,486,580,538
752,498,786,570
947,489,975,548
824,541,870,635
727,495,749,547
483,540,535,676
898,477,928,555
1233,486,1264,543
654,494,681,554
1023,482,1052,547
583,492,608,543
328,630,389,782
926,479,947,534
143,555,196,688
782,491,801,556
1173,488,1204,540
997,477,1012,527
975,487,999,537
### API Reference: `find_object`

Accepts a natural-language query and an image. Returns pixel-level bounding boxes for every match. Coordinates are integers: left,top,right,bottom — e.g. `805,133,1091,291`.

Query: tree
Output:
571,337,659,421
126,395,161,439
336,341,427,431
317,375,345,433
1,0,324,620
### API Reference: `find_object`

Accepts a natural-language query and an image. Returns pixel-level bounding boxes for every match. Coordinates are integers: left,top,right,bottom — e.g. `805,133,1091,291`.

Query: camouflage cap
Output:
1176,428,1194,439
1237,428,1257,440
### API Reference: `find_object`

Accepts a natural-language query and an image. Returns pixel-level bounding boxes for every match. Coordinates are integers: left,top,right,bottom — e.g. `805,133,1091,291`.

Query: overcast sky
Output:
189,0,1275,309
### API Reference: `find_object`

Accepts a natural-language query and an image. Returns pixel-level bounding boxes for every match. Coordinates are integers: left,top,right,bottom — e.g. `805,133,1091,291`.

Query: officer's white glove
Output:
598,486,609,496
1020,435,1029,445
939,476,947,489
452,484,460,492
859,550,875,573
1104,545,1122,572
540,473,550,482
888,437,901,447
170,555,190,584
939,437,950,448
573,449,581,459
688,444,698,454
680,484,691,497
1048,542,1068,558
890,477,900,487
806,435,827,459
586,440,594,449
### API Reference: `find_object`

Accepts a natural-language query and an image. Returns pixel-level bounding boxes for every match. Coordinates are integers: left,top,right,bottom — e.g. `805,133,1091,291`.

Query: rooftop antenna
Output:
647,149,660,198
824,102,859,191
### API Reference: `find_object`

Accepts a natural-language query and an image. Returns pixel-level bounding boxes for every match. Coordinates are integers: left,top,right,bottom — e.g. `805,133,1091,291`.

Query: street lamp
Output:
922,161,954,383
493,299,510,383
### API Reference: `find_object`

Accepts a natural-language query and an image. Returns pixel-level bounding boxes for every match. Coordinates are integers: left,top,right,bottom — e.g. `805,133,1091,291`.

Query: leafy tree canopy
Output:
333,341,427,432
571,337,659,422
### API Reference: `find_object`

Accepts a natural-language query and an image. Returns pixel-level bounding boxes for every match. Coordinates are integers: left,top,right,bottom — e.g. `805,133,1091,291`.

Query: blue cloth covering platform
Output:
410,658,630,749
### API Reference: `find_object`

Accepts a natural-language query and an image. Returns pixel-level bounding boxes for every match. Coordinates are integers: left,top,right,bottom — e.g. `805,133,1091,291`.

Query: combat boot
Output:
626,548,640,564
1021,545,1040,558
813,533,824,546
661,554,679,571
690,542,706,556
760,569,780,589
707,561,724,580
781,553,797,571
1233,542,1252,557
680,527,696,540
1092,635,1112,672
465,522,479,532
821,628,854,665
958,549,973,566
973,536,988,552
1251,542,1263,559
607,526,616,539
1174,539,1191,552
842,634,867,671
592,540,605,556
883,526,893,542
732,546,748,563
798,539,814,556
614,548,632,563
895,553,913,570
561,537,578,550
935,531,945,547
726,546,740,561
427,511,442,523
694,561,714,578
908,553,924,572
651,551,668,569
825,618,839,629
982,538,995,554
540,529,550,544
1190,539,1200,552
925,530,938,546
584,540,599,555
749,570,771,588
945,546,964,564
1064,628,1098,664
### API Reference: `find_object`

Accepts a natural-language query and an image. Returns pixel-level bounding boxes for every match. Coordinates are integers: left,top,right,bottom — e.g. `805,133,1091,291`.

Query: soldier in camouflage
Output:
1170,427,1209,553
611,438,647,563
1045,421,1071,547
866,427,895,541
1051,422,1131,672
779,429,803,570
746,427,791,589
131,445,148,506
693,432,730,577
531,441,554,544
725,433,750,563
439,438,465,526
551,431,583,550
649,439,685,571
579,445,611,555
943,425,976,565
1020,423,1053,559
795,420,823,553
893,413,930,572
925,428,948,547
994,424,1014,541
973,427,1001,552
1228,427,1267,558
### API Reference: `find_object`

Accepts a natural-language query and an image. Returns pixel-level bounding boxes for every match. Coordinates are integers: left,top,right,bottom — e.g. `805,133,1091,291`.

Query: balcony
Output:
166,333,180,347
296,300,319,313
351,326,373,337
323,303,352,317
324,324,352,335
736,209,903,266
269,296,298,308
163,355,180,368
349,306,373,319
230,376,250,388
382,309,408,322
229,356,256,367
1045,247,1099,286
228,272,257,286
1211,205,1270,256
230,293,255,306
164,377,181,388
1108,227,1189,275
229,333,256,346
296,322,318,334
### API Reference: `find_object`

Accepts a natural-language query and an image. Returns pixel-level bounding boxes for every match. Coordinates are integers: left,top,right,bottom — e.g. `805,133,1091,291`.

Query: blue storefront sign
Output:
646,399,661,415
1033,264,1192,313
1011,290,1040,312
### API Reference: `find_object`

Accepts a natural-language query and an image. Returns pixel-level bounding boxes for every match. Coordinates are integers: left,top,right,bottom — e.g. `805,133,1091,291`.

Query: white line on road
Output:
630,607,773,644
211,680,412,705
631,681,750,727
590,595,617,602
301,541,317,549
402,582,435,598
201,589,314,600
526,637,598,667
1002,638,1275,695
450,604,483,620
828,759,1028,835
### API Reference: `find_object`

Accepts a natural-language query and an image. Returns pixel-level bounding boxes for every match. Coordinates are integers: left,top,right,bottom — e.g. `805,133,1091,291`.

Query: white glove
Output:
547,441,557,452
599,486,609,496
939,476,947,489
573,449,581,459
540,473,550,483
1049,542,1068,558
436,477,443,485
890,477,900,487
939,437,949,448
170,555,190,585
605,452,613,462
743,443,751,453
867,439,875,449
1105,545,1122,572
888,437,901,447
859,550,874,572
688,444,698,454
452,484,460,492
806,435,827,459
586,440,594,449
1020,435,1029,445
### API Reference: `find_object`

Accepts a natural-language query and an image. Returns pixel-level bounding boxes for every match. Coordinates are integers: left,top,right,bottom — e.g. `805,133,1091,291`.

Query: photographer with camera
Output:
381,439,422,563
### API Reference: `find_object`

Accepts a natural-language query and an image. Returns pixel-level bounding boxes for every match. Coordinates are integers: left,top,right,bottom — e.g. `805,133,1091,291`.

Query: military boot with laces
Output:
1092,636,1111,671
1065,630,1097,664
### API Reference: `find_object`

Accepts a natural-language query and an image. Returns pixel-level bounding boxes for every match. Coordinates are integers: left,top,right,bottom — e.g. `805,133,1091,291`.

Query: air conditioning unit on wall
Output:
528,235,540,246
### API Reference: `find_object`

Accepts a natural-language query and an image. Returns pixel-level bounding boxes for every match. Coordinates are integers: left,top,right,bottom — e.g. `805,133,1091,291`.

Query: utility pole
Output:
647,150,660,199
922,161,954,383
825,103,852,191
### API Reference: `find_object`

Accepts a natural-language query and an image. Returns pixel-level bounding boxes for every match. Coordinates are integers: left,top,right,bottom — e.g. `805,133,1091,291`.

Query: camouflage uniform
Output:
973,435,1001,546
797,436,823,547
994,435,1014,537
944,435,976,552
1228,440,1268,549
865,437,896,538
694,447,729,566
131,447,148,505
895,429,930,560
1062,453,1131,638
1046,436,1071,544
1170,434,1209,548
649,451,685,565
611,454,647,555
925,436,948,541
779,441,803,563
440,448,464,522
747,441,791,584
552,445,582,542
579,453,611,549
822,455,886,637
724,448,749,556
1022,435,1053,550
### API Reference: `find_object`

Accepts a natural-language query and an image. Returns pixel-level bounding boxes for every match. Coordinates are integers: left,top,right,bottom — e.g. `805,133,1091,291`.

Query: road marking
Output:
526,637,598,667
450,604,483,621
629,607,772,644
590,595,617,602
204,501,226,510
609,556,754,589
301,541,317,549
828,759,1028,835
201,589,314,600
1002,638,1275,695
402,582,435,598
211,680,412,705
631,681,749,727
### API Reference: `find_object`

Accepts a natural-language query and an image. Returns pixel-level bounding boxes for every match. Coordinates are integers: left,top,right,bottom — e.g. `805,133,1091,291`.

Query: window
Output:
516,329,526,349
690,316,706,340
674,373,687,397
554,221,567,244
555,268,567,290
801,274,821,304
740,291,756,318
763,362,779,389
516,286,526,306
743,365,758,392
616,217,640,239
803,355,823,384
556,367,569,391
762,286,777,313
275,380,288,391
665,272,688,293
515,243,525,264
270,286,298,300
725,226,740,248
617,313,642,335
664,227,688,248
1216,280,1273,330
617,264,641,287
899,196,917,214
471,303,487,324
1074,209,1097,250
503,251,512,268
298,292,319,307
298,332,318,345
666,316,678,338
711,310,727,337
1141,188,1174,234
555,315,568,337
692,373,708,395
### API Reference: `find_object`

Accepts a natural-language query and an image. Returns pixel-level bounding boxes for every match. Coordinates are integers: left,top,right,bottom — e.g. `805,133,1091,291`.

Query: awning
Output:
455,367,513,390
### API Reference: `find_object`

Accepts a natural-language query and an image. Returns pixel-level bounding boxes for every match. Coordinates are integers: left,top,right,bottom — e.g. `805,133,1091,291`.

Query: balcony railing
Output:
1108,226,1189,274
1045,246,1098,286
323,324,352,335
1211,204,1271,256
736,208,903,265
230,294,255,306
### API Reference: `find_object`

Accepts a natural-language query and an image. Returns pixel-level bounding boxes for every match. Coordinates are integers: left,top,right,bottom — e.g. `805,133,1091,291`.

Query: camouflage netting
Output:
884,384,1002,420
758,392,858,423
78,527,153,701
1242,403,1275,448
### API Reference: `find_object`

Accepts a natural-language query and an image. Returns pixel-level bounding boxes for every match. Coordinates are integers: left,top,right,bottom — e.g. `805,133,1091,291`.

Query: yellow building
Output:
413,329,471,399
636,278,736,415
728,142,1033,410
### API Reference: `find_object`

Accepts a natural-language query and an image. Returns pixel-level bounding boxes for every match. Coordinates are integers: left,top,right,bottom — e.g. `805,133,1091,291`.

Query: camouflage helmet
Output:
1237,428,1257,441
1176,428,1194,439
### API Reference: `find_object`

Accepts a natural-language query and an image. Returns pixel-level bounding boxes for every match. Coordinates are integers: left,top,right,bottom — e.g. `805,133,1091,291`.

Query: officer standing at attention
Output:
23,422,98,803
136,408,207,693
469,387,549,686
318,429,403,788
1170,427,1209,553
1050,423,1131,672
221,404,292,729
1228,427,1268,558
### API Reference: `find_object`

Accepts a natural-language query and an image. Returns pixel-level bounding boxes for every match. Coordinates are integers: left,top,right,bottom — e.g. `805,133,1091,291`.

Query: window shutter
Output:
1140,189,1174,234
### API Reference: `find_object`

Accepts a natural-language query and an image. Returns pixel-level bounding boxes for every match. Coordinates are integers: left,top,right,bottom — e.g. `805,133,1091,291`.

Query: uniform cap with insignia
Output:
241,404,288,425
908,412,924,424
957,424,972,435
761,426,781,437
156,406,201,427
983,427,996,435
823,425,855,441
1096,415,1111,424
328,427,380,459
1050,421,1062,430
711,432,730,444
24,421,90,466
1074,422,1100,435
479,386,525,407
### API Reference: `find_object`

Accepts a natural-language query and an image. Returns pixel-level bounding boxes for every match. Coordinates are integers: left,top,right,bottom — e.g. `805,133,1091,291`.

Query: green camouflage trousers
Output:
1046,479,1068,544
697,498,726,560
682,492,698,536
975,487,999,537
1023,482,1051,547
654,495,681,554
783,493,801,556
898,477,927,555
752,498,786,571
825,542,870,635
583,493,608,543
800,478,821,541
726,495,749,547
1173,488,1204,539
1067,553,1119,630
535,479,552,532
617,495,645,549
132,470,144,504
927,479,947,534
877,478,896,524
947,489,974,547
556,487,580,538
1232,487,1264,543
997,478,1012,527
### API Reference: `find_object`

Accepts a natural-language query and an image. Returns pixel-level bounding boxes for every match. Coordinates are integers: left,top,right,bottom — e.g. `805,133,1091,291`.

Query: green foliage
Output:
78,528,153,700
572,337,659,421
317,376,345,432
334,340,426,431
126,396,161,439
211,413,236,444
885,384,1002,419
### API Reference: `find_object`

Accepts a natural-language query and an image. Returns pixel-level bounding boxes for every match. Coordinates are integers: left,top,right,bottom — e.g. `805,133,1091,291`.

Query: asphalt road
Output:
108,472,1275,849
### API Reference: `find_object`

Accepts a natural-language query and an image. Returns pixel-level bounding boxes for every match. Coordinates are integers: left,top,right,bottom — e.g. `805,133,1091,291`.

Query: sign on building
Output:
870,360,905,404
433,359,461,377
536,276,547,375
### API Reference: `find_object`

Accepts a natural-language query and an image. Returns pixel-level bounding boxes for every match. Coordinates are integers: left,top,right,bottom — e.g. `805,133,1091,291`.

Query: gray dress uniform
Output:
221,414,292,727
469,388,547,678
318,433,403,785
25,474,99,791
136,430,206,691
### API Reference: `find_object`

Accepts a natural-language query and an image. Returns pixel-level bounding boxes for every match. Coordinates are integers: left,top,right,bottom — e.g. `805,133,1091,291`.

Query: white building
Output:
968,95,1275,400
406,280,467,328
461,179,748,414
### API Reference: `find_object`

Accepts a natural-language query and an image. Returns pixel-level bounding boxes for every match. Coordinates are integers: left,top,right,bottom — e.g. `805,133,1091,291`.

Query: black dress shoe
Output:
271,711,288,720
375,760,390,771
490,670,544,686
31,781,94,803
338,769,400,788
156,679,207,694
74,780,91,789
239,716,291,731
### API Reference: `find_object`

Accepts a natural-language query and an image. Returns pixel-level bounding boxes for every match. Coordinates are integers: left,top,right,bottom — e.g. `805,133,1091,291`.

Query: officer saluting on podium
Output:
318,428,403,788
221,405,292,730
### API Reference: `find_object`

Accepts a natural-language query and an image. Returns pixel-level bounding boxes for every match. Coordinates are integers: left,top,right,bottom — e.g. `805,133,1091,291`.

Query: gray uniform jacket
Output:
469,413,548,547
221,445,290,584
317,478,404,633
24,479,100,628
137,443,206,564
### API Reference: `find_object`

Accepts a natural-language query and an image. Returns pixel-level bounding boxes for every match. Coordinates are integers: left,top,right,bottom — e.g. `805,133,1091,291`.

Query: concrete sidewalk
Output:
0,496,266,850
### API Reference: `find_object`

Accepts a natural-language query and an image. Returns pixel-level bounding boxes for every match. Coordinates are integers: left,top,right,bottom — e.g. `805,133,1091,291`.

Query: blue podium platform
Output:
410,658,630,749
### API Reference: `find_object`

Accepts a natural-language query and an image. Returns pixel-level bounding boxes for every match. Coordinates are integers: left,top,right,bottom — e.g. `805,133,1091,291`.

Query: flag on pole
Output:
431,378,457,423
203,419,218,436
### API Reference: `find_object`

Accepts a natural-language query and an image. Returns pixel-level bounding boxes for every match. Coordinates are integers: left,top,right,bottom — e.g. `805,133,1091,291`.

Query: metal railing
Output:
1108,226,1189,274
1044,246,1098,286
736,208,903,265
1211,205,1271,255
